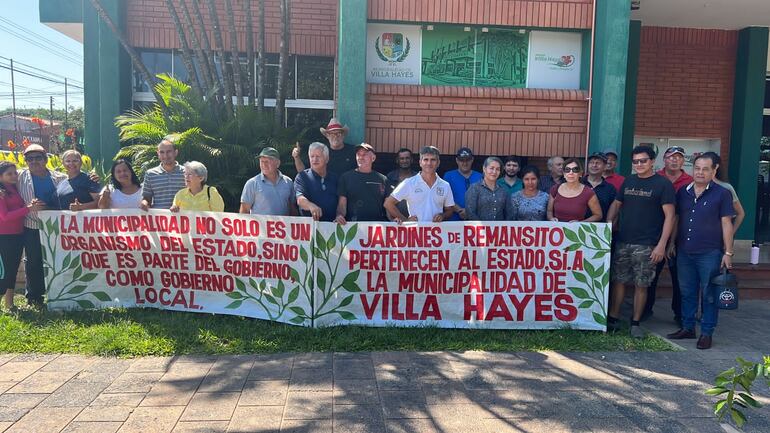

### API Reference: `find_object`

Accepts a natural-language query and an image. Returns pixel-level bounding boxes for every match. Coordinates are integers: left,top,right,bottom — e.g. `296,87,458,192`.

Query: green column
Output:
729,27,769,240
83,0,132,164
588,0,631,156
619,20,641,176
336,0,367,145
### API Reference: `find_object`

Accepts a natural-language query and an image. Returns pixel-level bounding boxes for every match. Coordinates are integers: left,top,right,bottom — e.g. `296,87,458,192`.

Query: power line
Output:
0,63,84,90
0,16,83,60
0,24,83,67
0,56,83,86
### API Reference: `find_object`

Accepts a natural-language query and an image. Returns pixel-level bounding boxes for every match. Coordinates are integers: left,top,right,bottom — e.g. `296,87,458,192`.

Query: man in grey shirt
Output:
240,147,298,216
140,137,186,210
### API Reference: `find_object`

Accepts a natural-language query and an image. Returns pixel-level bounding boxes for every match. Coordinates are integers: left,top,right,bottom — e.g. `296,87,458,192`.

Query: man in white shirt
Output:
385,146,455,223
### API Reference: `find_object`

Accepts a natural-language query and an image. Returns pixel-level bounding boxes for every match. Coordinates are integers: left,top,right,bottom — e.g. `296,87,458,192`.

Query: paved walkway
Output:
0,300,767,433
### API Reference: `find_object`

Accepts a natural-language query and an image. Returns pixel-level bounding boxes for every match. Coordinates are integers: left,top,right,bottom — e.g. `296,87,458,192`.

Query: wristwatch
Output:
724,251,734,257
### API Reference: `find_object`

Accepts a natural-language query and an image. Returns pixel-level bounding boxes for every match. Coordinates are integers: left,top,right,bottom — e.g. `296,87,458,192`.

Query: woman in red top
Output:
0,162,44,311
547,158,602,223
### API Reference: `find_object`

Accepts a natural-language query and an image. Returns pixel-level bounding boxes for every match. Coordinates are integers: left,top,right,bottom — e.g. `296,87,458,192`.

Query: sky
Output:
0,0,84,111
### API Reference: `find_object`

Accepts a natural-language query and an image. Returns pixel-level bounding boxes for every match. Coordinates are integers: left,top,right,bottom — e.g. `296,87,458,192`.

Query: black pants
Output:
23,228,46,304
645,254,681,319
0,234,24,292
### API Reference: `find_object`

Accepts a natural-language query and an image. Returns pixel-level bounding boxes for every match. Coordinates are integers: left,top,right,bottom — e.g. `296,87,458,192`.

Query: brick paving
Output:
0,300,766,432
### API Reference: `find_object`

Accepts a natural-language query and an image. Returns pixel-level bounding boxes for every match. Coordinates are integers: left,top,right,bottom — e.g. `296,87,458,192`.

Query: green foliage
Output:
114,74,306,210
709,355,770,428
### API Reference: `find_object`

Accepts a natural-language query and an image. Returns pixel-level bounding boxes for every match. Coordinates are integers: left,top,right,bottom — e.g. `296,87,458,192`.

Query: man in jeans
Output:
606,145,676,338
666,153,734,350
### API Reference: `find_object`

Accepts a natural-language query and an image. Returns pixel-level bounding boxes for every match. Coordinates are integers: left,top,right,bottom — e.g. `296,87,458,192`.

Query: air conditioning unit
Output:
631,0,641,11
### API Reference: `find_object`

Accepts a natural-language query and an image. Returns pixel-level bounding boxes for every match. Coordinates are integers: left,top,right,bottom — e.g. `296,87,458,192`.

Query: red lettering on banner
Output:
266,220,286,238
366,272,389,292
359,226,442,248
458,250,479,270
508,294,533,321
360,294,442,321
554,294,578,321
141,253,189,269
60,215,79,233
108,270,154,287
81,252,109,269
133,287,202,310
221,218,260,237
290,223,311,241
464,294,485,320
571,251,584,270
485,295,513,321
195,255,221,272
159,236,189,252
115,253,137,268
535,295,553,321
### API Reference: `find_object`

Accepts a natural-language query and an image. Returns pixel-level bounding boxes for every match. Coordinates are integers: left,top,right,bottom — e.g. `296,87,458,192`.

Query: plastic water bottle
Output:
750,242,760,265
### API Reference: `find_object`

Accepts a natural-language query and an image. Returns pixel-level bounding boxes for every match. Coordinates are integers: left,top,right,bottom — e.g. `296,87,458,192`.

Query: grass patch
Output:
0,298,676,357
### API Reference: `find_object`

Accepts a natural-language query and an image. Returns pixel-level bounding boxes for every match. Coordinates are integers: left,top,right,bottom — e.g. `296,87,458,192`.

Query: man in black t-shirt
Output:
335,143,390,223
292,118,358,177
606,145,676,339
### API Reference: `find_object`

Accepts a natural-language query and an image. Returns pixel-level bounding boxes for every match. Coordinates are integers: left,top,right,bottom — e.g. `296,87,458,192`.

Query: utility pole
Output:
64,78,68,128
50,96,55,152
50,96,54,127
10,59,18,143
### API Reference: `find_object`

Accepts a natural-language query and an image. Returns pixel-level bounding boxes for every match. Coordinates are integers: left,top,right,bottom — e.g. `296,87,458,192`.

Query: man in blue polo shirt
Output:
666,153,734,350
295,142,338,222
443,147,482,220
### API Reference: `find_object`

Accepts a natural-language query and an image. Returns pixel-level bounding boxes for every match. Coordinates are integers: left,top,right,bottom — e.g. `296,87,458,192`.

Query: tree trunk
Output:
164,0,203,95
190,0,221,101
87,0,167,112
179,0,216,98
275,0,290,127
206,0,235,113
256,0,266,112
244,0,255,106
224,0,244,108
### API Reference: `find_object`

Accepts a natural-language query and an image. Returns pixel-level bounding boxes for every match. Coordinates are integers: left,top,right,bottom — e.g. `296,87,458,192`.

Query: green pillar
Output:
729,27,769,240
619,20,641,176
336,0,367,145
83,0,132,164
588,0,631,156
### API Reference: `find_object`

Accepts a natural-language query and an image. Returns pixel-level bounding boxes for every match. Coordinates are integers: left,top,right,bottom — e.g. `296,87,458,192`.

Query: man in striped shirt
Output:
16,144,67,307
140,138,186,210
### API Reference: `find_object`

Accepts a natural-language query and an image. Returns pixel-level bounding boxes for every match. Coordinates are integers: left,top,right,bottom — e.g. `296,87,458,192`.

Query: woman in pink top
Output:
0,162,44,311
547,158,602,223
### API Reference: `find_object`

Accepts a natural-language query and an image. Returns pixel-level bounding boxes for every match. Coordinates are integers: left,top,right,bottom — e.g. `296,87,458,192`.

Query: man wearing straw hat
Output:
292,118,357,177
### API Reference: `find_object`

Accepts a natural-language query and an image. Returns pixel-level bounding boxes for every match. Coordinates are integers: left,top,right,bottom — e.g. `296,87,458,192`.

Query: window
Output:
288,108,334,142
133,50,173,93
297,57,335,100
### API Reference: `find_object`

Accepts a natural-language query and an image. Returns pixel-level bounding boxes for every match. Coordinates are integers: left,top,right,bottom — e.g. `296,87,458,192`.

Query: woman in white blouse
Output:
98,159,143,209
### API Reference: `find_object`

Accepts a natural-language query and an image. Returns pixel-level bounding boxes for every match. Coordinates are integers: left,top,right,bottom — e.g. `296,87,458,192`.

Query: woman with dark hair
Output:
0,161,44,311
509,166,549,221
548,158,602,222
98,159,143,209
465,157,508,221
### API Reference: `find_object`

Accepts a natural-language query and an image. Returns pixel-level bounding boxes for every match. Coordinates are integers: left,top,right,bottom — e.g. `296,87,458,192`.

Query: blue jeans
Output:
677,249,722,336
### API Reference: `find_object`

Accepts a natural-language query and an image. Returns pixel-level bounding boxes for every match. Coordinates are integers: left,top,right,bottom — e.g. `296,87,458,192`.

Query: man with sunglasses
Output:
606,145,676,338
644,146,694,325
16,144,67,308
295,142,338,222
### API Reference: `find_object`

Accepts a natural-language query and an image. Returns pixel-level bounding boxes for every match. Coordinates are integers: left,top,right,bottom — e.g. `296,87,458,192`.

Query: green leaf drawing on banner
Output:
315,230,326,252
337,310,356,320
61,253,72,270
226,292,244,300
593,250,608,260
69,255,80,270
287,286,300,304
590,236,601,249
316,270,327,293
564,228,579,243
299,246,308,264
565,244,581,251
290,306,308,317
91,292,111,302
264,294,279,306
72,266,83,280
76,300,95,309
326,233,337,252
601,272,610,289
312,245,324,259
336,224,345,244
592,312,607,326
79,273,98,283
225,300,244,309
289,316,305,324
345,224,358,245
341,270,362,293
236,278,246,291
604,225,611,241
573,272,589,285
568,287,591,299
579,300,595,309
67,285,87,295
290,267,300,283
338,294,355,308
584,261,596,278
271,280,285,299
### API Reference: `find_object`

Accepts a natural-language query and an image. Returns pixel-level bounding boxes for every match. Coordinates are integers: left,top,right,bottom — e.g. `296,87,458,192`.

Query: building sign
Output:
366,23,422,85
526,31,582,89
421,26,528,87
39,211,610,331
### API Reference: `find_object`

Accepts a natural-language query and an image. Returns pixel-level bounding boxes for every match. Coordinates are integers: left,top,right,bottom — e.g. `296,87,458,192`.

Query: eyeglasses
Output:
563,167,581,173
631,158,651,165
26,155,45,162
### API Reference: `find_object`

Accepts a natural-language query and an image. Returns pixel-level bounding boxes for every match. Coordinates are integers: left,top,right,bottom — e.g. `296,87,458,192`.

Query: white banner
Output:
366,23,422,85
526,31,582,89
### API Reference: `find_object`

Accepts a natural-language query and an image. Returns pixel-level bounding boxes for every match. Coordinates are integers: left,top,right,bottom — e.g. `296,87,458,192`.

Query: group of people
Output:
0,117,743,349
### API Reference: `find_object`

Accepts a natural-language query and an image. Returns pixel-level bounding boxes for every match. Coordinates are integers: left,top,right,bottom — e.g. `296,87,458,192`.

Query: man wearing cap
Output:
292,118,357,177
240,147,297,216
140,137,186,210
666,153,734,350
443,147,482,220
385,146,455,223
645,146,694,324
16,144,67,307
582,152,616,221
603,149,625,193
386,148,417,218
295,142,338,222
335,143,389,224
498,156,523,196
539,156,564,193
